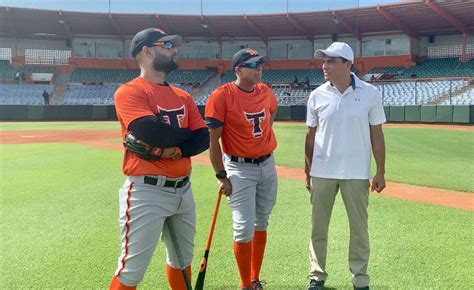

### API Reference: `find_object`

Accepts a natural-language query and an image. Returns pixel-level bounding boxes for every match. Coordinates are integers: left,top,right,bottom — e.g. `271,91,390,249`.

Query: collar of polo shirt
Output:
329,73,363,92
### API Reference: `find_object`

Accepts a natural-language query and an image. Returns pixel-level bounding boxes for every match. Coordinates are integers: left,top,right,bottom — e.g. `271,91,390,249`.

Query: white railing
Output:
25,49,71,65
428,44,474,59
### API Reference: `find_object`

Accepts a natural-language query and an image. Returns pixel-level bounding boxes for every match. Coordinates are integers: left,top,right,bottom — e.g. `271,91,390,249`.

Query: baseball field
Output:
1,121,473,289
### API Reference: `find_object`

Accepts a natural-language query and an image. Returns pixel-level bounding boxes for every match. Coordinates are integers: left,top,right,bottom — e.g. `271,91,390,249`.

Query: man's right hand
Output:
218,178,233,196
305,173,312,192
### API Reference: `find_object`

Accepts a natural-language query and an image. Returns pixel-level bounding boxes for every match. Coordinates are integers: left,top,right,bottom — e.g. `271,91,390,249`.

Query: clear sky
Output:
0,0,403,15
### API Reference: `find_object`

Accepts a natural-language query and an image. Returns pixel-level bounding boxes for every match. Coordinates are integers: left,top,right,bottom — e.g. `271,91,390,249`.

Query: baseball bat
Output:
166,218,193,290
195,192,223,290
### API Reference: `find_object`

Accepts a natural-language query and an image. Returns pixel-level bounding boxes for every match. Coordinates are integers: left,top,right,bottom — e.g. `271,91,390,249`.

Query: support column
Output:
461,33,466,63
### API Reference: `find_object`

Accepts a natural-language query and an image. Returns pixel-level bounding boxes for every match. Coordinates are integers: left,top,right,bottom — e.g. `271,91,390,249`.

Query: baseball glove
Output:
123,131,162,161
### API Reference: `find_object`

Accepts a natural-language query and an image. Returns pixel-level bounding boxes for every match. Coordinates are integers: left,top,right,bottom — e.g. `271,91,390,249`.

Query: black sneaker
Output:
251,279,266,289
307,279,325,290
354,286,369,290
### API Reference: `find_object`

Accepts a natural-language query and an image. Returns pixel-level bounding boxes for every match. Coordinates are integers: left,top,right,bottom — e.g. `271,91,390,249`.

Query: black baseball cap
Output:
130,28,183,58
232,48,269,69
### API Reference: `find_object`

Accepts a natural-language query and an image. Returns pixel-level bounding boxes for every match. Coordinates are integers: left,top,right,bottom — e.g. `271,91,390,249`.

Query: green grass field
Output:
274,123,474,192
1,121,473,289
2,121,471,192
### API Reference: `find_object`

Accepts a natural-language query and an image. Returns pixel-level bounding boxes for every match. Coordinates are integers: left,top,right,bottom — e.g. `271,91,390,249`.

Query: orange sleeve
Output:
186,94,206,130
114,84,154,129
205,88,226,122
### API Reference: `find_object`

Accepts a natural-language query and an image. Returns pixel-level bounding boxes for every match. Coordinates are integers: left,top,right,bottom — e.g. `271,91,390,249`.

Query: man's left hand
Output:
370,173,386,193
305,173,312,192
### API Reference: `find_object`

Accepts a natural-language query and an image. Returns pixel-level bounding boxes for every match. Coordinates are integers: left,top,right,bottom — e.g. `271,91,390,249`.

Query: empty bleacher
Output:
70,68,139,84
369,58,474,80
1,58,472,107
69,68,215,85
62,84,117,105
60,84,109,106
194,93,211,106
63,69,215,105
0,60,15,82
262,69,309,84
60,83,195,105
194,84,310,106
374,80,468,105
220,71,235,84
0,84,53,105
272,86,309,105
166,70,214,85
304,70,324,85
398,58,473,79
441,86,474,105
369,66,405,74
221,69,324,86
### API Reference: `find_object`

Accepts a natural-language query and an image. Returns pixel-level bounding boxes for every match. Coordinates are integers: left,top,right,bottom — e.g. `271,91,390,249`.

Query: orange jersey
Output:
115,77,206,177
205,82,277,158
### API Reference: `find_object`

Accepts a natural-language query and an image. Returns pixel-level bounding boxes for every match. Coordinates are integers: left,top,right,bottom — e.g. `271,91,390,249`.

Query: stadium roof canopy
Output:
1,0,473,41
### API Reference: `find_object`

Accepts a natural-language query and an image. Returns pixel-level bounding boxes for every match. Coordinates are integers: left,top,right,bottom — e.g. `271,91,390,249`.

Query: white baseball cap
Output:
315,42,354,63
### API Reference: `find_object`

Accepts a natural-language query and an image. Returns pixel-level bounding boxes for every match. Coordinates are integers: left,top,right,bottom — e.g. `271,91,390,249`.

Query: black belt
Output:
144,176,189,188
230,153,272,164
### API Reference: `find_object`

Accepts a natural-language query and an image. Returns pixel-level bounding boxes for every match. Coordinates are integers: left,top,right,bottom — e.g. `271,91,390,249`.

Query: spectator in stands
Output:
305,76,310,88
42,90,50,105
14,71,20,84
411,72,417,78
370,74,375,81
293,75,299,85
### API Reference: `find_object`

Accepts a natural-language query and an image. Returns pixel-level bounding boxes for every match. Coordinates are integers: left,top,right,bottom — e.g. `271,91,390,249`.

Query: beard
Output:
152,56,179,74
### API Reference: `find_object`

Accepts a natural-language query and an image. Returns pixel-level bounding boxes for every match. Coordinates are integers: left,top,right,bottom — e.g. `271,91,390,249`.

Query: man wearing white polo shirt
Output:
305,42,386,290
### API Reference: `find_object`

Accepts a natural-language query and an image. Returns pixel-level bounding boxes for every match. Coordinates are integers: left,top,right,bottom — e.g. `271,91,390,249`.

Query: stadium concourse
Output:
0,1,473,122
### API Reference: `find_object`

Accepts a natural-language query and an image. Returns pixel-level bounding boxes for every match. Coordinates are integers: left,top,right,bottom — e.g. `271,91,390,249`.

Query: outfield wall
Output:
0,105,473,124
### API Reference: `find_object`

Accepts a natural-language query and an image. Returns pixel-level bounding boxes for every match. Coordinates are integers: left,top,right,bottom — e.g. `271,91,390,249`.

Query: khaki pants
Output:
308,177,370,288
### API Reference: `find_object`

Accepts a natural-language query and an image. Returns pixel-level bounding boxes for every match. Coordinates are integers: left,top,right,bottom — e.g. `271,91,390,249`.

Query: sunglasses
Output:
238,62,263,69
153,41,175,49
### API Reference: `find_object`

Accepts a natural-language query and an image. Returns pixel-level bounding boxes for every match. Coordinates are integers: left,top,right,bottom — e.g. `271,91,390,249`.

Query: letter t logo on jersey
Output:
157,105,185,128
244,109,266,138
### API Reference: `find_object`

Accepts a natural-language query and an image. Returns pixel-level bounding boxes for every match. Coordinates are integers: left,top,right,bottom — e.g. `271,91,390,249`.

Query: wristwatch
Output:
215,170,227,179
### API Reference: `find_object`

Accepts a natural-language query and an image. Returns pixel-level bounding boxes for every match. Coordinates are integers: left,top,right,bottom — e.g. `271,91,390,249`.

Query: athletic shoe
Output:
307,279,325,290
251,279,266,289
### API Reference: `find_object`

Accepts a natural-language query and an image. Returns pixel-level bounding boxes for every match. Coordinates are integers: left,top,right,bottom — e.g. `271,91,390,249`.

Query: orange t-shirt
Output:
205,82,277,158
114,77,206,177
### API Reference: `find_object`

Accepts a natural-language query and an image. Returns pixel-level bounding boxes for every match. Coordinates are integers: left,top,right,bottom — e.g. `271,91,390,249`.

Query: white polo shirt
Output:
306,73,386,180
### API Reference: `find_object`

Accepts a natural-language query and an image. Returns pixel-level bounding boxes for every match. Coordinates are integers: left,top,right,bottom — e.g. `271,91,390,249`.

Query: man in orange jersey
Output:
109,28,209,290
205,48,278,290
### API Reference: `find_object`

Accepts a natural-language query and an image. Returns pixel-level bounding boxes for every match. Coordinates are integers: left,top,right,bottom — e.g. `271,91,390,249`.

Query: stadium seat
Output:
441,86,474,105
0,60,15,82
221,69,324,86
61,84,117,105
374,80,468,105
396,58,473,79
0,84,54,105
69,68,215,85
